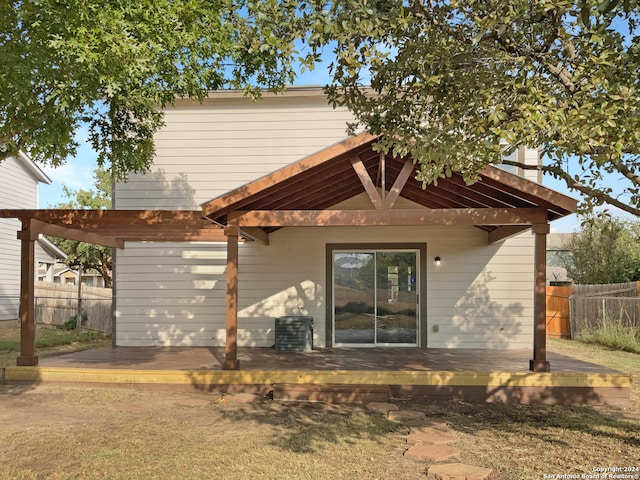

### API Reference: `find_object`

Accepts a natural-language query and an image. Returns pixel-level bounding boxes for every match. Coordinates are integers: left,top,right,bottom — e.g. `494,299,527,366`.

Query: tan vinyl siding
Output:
522,146,542,183
114,90,537,350
115,226,534,349
114,95,355,209
0,157,39,320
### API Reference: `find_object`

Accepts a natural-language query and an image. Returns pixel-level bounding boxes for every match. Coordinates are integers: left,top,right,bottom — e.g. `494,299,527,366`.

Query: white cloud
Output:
39,126,98,207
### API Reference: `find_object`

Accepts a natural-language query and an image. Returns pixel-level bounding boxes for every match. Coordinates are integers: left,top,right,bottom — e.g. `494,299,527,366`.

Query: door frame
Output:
326,243,428,348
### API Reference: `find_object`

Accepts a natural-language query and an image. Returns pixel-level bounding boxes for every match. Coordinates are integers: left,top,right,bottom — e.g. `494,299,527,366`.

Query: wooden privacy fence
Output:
546,286,572,338
546,281,640,338
35,282,112,333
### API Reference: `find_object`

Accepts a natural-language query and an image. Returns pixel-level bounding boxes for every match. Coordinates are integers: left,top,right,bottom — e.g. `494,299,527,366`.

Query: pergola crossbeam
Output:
228,208,548,228
29,219,124,248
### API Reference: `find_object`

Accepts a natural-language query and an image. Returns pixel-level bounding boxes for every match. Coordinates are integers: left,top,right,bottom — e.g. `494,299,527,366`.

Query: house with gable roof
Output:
111,87,576,371
0,152,64,321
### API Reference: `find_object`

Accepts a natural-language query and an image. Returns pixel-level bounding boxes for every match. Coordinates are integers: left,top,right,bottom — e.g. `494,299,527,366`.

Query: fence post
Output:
569,295,575,339
76,265,83,338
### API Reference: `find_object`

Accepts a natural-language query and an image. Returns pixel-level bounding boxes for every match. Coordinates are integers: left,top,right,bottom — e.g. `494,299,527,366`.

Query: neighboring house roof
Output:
547,233,576,251
37,235,67,261
16,151,51,185
201,132,577,242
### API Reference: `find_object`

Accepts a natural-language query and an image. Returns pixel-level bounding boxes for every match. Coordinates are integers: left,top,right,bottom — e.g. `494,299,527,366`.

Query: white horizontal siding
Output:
115,226,535,350
114,94,355,209
113,92,538,350
0,157,39,320
522,147,542,183
0,156,39,208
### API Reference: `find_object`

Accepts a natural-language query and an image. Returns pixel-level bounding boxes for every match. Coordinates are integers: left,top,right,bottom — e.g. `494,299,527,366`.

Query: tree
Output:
563,215,640,284
294,0,640,216
5,1,640,216
49,168,114,287
0,0,298,179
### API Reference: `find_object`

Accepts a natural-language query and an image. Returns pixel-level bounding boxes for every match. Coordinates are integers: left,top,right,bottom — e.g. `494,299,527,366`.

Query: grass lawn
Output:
0,324,111,368
0,336,638,479
549,337,640,414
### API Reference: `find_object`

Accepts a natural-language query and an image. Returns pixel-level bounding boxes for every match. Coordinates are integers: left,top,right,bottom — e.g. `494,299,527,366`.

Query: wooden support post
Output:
17,220,38,366
223,226,240,370
530,223,550,372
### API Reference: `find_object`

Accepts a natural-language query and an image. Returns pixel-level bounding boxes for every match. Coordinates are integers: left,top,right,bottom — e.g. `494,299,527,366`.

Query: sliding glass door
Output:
333,250,418,346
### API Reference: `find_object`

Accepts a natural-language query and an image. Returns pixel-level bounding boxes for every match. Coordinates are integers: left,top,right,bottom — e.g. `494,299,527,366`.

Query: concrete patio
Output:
2,346,631,406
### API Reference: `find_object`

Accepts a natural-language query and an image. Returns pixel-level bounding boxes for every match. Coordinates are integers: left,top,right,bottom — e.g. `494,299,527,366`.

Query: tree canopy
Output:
48,168,114,287
1,0,297,178
295,0,640,216
562,214,640,284
3,0,640,216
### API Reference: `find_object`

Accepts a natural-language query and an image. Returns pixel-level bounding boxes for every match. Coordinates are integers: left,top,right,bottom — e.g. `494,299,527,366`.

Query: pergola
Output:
1,133,577,372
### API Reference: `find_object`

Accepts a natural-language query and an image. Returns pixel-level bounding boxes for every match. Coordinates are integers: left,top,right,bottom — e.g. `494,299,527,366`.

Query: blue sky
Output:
37,62,634,233
39,126,97,208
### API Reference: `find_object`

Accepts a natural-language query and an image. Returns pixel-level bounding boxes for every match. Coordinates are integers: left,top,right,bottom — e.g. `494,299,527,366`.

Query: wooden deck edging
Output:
2,367,630,406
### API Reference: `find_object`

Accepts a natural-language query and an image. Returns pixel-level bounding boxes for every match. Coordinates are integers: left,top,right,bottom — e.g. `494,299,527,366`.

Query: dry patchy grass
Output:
0,336,638,479
549,337,640,414
0,386,422,480
399,398,640,479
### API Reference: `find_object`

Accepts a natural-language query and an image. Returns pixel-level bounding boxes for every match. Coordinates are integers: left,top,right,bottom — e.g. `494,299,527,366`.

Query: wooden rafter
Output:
29,219,124,249
383,158,414,209
480,167,577,215
350,156,383,209
488,226,532,244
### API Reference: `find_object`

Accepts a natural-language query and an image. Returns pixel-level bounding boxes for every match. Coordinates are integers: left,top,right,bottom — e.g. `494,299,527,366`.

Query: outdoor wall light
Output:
434,256,441,266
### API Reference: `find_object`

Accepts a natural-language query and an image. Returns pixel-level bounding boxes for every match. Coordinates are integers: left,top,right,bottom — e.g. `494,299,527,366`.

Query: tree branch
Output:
503,159,640,217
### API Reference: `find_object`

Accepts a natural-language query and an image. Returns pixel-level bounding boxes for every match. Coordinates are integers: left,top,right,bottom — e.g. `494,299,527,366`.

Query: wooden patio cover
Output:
0,132,577,372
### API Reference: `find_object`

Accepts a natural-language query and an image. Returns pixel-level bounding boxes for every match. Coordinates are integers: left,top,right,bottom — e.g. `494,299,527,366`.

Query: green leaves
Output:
295,0,640,217
4,0,639,217
1,0,299,178
564,214,640,284
50,167,113,287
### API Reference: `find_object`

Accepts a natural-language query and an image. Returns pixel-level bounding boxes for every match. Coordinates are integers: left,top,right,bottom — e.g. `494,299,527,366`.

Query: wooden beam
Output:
380,151,386,205
31,219,125,249
383,158,415,210
0,209,210,225
480,167,578,214
17,219,37,366
89,225,227,242
0,209,227,243
487,225,531,244
530,223,551,372
223,226,240,370
350,156,383,210
228,208,548,228
113,232,229,242
239,227,269,245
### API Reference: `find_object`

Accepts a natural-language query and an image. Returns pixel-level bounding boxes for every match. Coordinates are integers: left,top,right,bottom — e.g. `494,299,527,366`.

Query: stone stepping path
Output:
427,463,494,480
366,402,493,479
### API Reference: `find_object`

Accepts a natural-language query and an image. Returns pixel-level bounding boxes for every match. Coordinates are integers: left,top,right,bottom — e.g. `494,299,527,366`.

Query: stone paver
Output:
365,402,399,415
403,443,461,462
368,403,492,480
388,409,425,422
426,462,493,480
410,420,450,432
407,428,455,445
